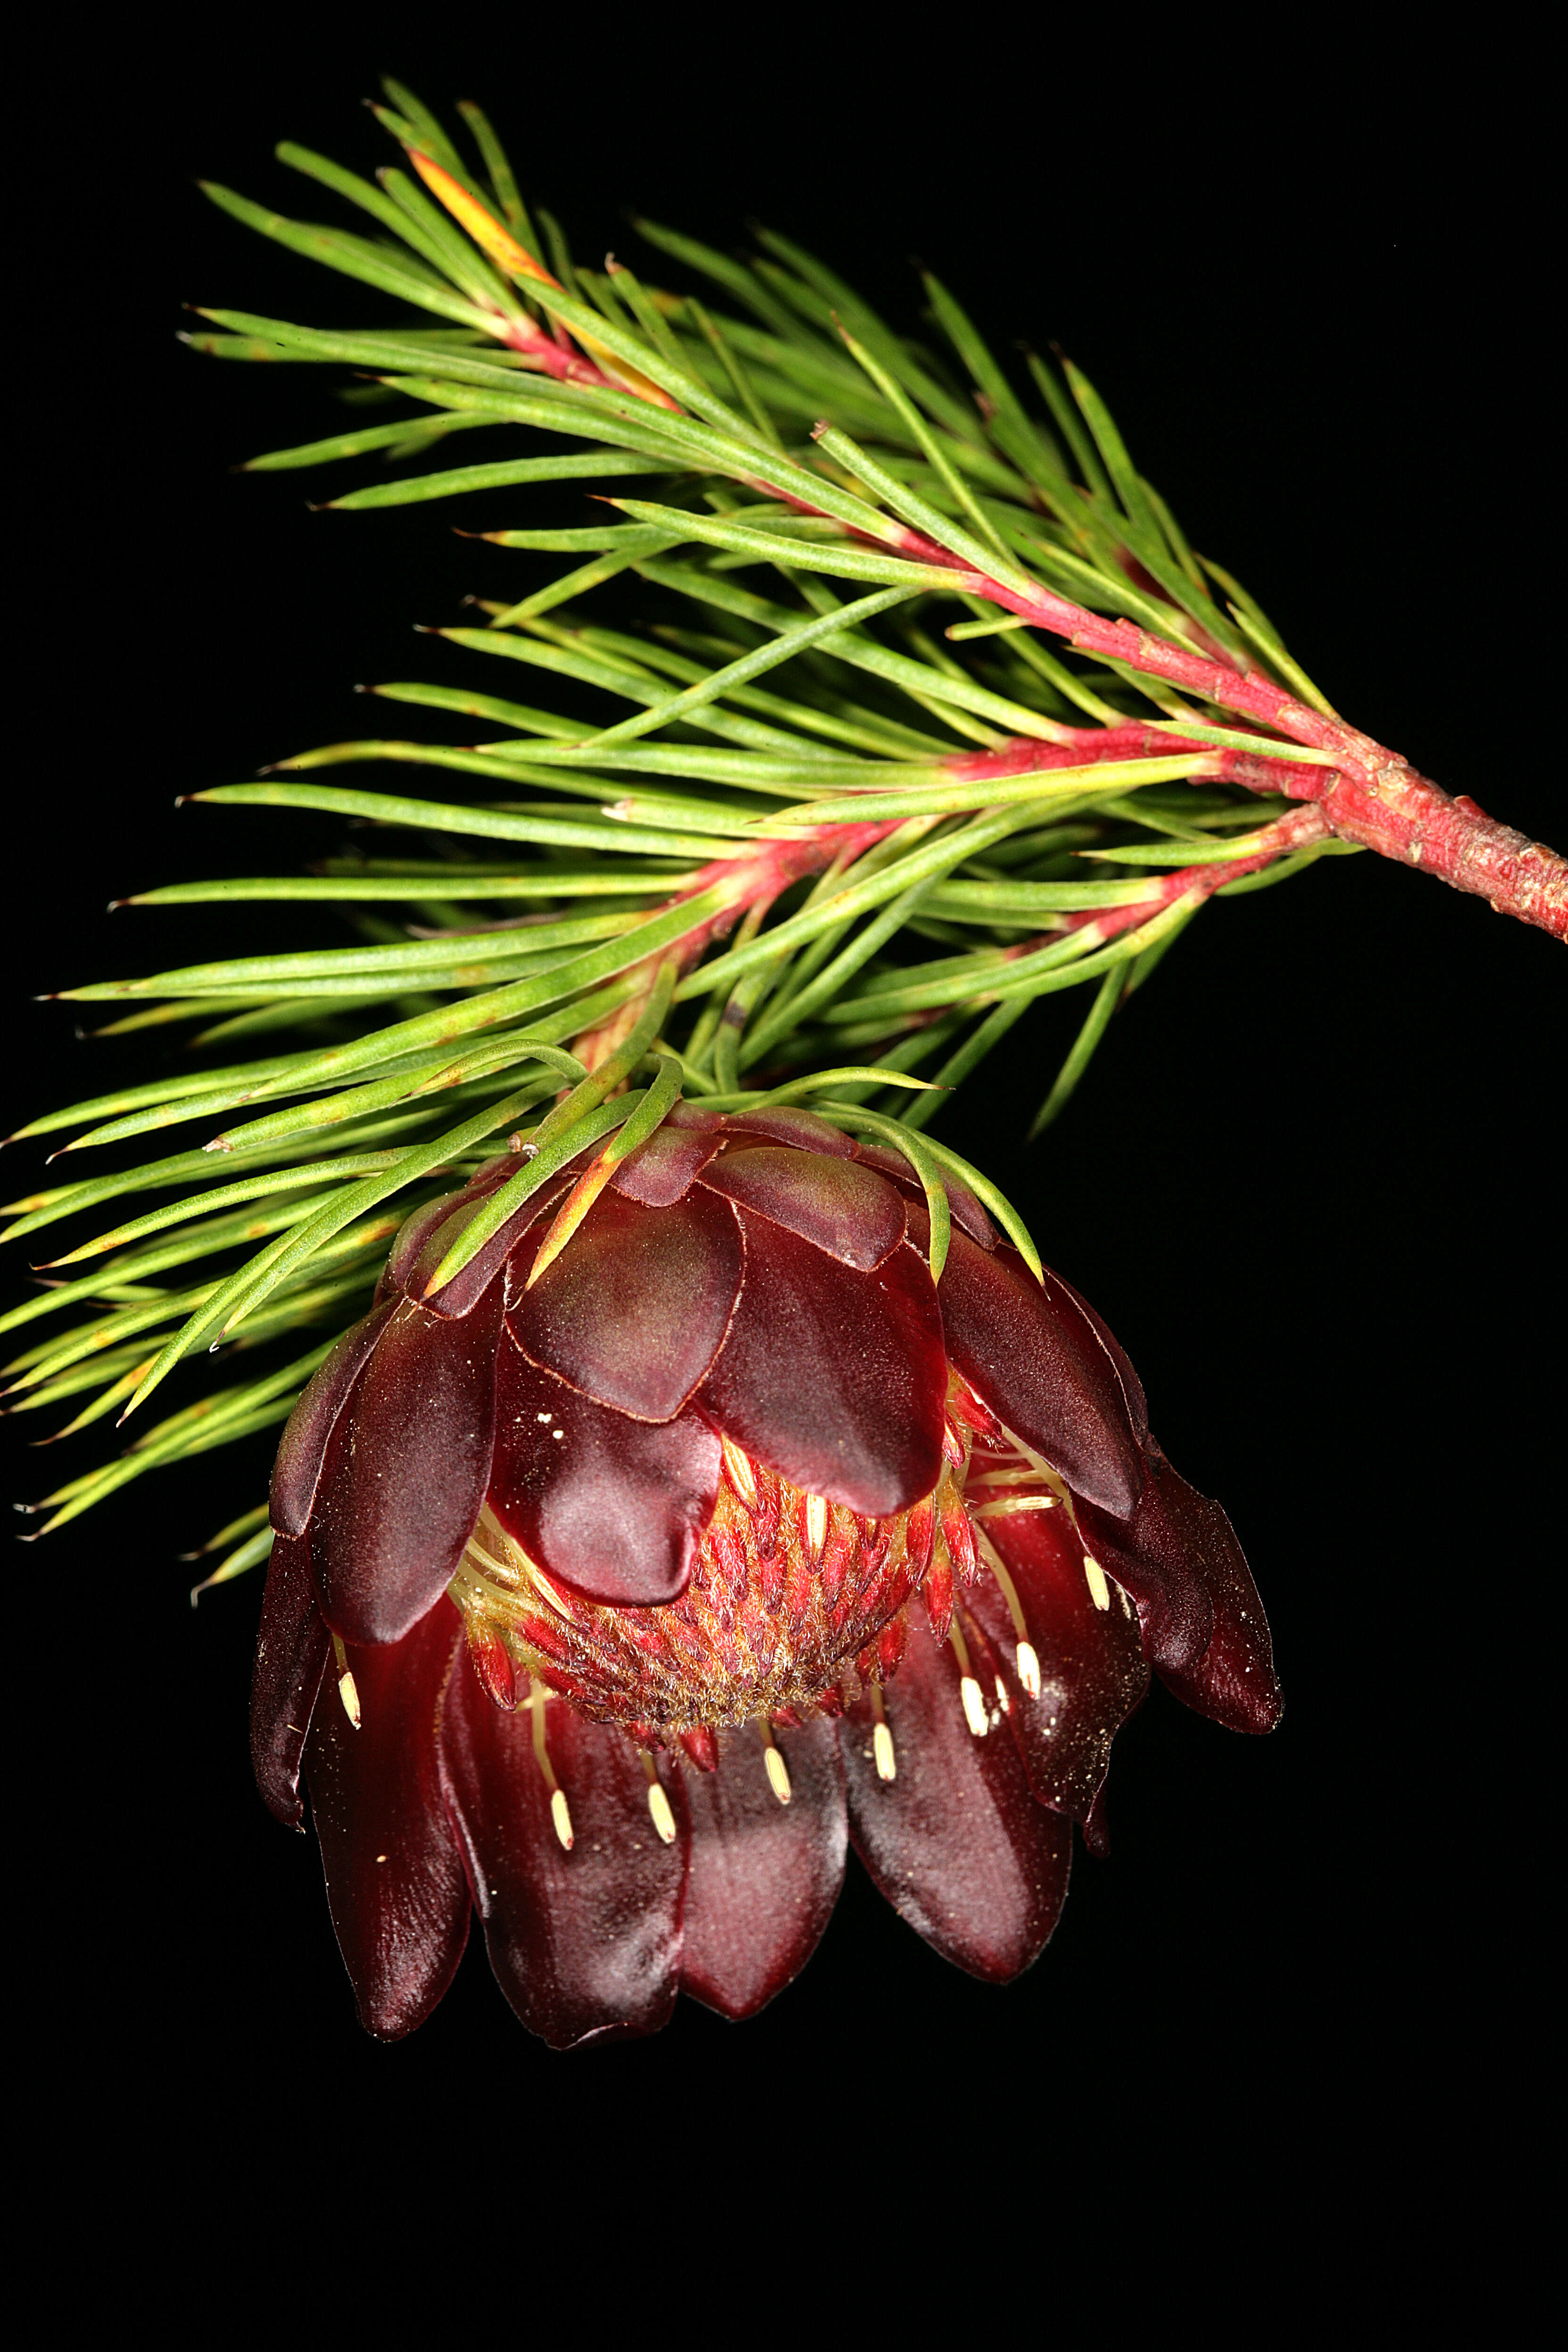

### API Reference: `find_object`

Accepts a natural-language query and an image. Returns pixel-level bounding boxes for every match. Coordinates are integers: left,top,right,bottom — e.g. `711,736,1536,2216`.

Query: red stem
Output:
943,805,1332,993
1055,804,1331,947
500,314,615,392
678,822,906,958
882,531,1566,941
483,305,1566,940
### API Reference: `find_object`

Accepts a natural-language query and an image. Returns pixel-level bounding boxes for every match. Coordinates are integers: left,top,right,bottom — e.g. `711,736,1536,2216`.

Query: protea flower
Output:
4,82,1556,2064
253,1104,1276,2044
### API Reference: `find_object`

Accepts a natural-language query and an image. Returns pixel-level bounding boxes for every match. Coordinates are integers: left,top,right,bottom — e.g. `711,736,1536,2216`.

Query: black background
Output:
9,17,1557,2272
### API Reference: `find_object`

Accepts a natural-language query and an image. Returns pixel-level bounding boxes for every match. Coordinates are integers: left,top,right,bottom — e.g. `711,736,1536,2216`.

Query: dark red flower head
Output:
253,1105,1280,2047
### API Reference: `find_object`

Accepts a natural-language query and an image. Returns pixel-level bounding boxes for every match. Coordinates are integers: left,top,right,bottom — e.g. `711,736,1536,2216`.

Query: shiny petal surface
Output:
304,1596,471,2040
929,1225,1146,1517
489,1339,721,1605
506,1185,743,1421
853,1142,999,1249
250,1530,331,1829
270,1301,394,1538
722,1107,854,1155
699,1220,947,1515
309,1283,505,1644
378,1155,522,1302
439,1671,689,2050
610,1125,718,1205
699,1146,906,1271
410,1179,568,1320
1078,1445,1282,1734
378,1188,466,1304
840,1613,1072,1981
1046,1269,1149,1448
680,1718,847,2020
966,1502,1150,1820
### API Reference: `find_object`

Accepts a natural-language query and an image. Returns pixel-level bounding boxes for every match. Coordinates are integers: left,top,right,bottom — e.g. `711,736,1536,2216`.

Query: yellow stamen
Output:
759,1721,792,1805
971,1524,1050,1703
640,1749,678,1845
721,1433,757,1507
1083,1554,1111,1611
948,1617,987,1738
331,1632,361,1730
869,1680,897,1781
804,1491,828,1560
531,1678,572,1846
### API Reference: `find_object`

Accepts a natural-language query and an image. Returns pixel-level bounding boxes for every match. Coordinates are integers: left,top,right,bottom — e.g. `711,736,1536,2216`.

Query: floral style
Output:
253,1104,1280,2048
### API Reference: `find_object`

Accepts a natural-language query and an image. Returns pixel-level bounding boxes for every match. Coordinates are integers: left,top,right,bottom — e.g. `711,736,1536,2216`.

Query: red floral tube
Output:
252,1104,1280,2048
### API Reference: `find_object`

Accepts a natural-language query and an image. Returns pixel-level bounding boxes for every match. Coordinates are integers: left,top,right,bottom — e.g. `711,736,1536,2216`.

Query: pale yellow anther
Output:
764,1743,792,1805
960,1674,988,1738
994,1674,1011,1715
805,1491,828,1559
330,1632,361,1729
646,1780,678,1846
1016,1640,1043,1697
1083,1554,1111,1611
972,1492,1058,1519
873,1720,897,1782
721,1433,757,1507
531,1674,570,1844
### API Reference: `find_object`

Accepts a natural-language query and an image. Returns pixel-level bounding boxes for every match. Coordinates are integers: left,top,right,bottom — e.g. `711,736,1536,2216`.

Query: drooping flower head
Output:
253,1103,1280,2047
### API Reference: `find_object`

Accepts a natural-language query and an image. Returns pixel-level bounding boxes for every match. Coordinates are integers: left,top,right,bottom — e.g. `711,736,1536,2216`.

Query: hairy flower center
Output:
450,1459,928,1738
447,1380,1087,1755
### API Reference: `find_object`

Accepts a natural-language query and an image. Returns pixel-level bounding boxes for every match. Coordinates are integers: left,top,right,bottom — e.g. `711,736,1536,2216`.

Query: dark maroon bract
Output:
253,1106,1280,2047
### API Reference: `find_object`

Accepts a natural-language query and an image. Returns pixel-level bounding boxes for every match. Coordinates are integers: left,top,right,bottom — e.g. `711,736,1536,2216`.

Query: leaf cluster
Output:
5,82,1353,1546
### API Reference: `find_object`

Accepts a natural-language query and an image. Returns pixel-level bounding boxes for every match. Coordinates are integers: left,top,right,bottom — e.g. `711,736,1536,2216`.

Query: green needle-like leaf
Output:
5,98,1396,1555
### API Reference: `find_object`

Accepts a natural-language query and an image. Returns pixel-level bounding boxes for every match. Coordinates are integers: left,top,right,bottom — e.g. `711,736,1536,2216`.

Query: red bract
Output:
253,1106,1280,2046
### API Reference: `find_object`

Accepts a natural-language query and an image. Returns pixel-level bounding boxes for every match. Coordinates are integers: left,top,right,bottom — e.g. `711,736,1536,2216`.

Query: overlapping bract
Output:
253,1108,1280,2045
